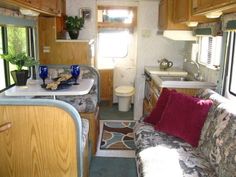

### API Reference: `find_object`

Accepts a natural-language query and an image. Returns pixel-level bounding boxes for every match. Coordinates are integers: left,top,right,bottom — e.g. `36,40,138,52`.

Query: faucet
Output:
184,59,202,81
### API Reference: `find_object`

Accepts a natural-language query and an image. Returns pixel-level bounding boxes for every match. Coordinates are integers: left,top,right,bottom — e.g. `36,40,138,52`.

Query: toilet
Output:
115,86,135,112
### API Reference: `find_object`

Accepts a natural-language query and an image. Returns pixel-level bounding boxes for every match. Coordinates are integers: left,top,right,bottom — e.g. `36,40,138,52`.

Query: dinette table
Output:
4,79,94,99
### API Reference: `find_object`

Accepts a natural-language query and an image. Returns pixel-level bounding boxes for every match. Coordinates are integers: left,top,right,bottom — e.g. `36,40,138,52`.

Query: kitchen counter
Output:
145,66,216,89
145,66,188,76
151,74,217,89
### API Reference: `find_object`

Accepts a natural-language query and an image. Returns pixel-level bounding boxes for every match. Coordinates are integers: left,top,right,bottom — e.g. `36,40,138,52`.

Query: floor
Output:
89,102,137,177
99,102,133,120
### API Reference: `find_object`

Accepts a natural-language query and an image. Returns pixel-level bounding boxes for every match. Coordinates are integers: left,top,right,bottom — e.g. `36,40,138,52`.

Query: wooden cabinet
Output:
40,0,61,15
173,0,211,24
38,17,94,65
0,0,62,16
99,69,113,105
192,0,236,15
158,0,189,30
13,0,40,8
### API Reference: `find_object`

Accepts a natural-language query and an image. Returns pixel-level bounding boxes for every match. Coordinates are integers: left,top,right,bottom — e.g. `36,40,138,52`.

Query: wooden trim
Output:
97,5,137,30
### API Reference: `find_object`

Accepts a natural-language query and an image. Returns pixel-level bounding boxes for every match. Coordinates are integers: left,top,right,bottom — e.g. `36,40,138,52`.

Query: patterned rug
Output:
100,121,136,150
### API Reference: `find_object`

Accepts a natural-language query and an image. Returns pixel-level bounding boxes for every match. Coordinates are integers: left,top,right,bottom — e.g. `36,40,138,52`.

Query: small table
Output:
4,79,94,99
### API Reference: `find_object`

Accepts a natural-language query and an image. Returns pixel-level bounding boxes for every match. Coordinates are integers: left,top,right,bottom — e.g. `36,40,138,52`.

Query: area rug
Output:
100,121,136,150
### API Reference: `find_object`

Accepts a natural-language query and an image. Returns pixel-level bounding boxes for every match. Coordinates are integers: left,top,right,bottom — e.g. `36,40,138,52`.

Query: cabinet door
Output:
13,0,40,8
99,69,113,104
213,0,231,4
173,0,189,22
158,0,168,30
159,0,188,30
41,0,60,15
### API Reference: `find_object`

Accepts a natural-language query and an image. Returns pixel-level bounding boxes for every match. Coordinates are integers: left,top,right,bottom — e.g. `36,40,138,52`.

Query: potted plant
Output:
0,52,39,86
65,16,84,39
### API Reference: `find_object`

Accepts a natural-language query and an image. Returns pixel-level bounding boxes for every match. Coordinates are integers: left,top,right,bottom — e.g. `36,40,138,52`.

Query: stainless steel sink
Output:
151,75,216,89
158,76,195,81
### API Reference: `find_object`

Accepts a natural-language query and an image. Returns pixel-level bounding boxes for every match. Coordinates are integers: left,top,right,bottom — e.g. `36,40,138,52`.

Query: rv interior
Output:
0,0,236,177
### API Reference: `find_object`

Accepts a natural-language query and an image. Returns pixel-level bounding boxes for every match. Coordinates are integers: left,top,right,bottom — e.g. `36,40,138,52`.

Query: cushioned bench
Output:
35,64,100,154
134,89,236,177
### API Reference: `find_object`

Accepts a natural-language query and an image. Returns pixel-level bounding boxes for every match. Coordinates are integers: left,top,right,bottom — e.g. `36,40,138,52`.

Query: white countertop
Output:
151,74,216,89
4,79,94,97
145,66,188,76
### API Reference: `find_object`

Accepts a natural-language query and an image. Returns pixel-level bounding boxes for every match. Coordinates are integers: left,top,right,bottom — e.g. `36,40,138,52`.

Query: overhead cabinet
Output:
0,0,63,16
40,0,61,15
173,0,211,25
192,0,236,15
158,0,189,30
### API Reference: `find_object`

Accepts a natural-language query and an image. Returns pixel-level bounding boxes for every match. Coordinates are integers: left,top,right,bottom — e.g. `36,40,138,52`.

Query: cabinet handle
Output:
0,122,12,133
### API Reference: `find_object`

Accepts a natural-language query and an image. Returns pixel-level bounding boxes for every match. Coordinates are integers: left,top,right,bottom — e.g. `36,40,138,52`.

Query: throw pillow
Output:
144,88,176,125
155,92,213,147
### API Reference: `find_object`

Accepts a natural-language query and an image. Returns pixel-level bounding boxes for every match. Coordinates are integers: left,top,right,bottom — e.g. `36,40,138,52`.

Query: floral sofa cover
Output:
134,89,236,177
35,64,100,113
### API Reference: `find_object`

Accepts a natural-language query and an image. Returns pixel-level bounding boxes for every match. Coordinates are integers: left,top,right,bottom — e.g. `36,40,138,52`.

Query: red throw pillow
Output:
144,88,176,125
155,92,213,147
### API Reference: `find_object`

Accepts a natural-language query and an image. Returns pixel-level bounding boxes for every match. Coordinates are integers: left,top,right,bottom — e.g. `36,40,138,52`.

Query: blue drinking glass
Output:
70,65,80,85
39,65,48,86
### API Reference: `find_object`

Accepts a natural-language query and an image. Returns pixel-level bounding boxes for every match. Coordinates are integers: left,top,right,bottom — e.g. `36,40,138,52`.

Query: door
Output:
99,69,113,104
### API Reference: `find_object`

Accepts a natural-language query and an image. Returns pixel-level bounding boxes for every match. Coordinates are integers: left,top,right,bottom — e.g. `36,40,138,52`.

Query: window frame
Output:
228,32,236,96
198,35,223,70
0,25,36,92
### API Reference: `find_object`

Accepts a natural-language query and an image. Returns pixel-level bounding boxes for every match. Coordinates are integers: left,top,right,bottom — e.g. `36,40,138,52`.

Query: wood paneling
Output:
0,0,62,16
173,0,212,24
192,0,236,15
80,106,99,155
38,17,92,65
99,69,113,104
158,0,189,30
0,105,79,177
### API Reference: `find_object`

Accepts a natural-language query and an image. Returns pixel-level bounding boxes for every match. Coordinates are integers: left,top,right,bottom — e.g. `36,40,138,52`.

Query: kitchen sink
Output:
151,75,216,89
158,76,195,81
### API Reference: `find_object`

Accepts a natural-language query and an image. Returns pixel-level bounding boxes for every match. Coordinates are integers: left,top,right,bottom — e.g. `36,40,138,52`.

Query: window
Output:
98,30,129,58
96,6,137,69
223,31,236,100
0,24,36,91
198,36,223,68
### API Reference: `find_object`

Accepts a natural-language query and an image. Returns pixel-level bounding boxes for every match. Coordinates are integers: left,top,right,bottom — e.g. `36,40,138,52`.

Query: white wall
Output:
133,0,191,120
66,0,96,40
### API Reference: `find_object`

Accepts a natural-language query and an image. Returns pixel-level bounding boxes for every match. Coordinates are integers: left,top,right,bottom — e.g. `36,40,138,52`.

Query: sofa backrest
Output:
0,98,85,177
197,89,236,177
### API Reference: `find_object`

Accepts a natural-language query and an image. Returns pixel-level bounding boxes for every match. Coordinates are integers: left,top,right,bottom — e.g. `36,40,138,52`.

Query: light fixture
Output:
205,11,222,18
20,8,40,16
186,21,198,27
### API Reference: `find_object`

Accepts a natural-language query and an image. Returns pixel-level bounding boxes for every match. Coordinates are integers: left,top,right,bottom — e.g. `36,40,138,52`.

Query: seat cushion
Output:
81,118,89,150
134,120,217,177
56,93,97,113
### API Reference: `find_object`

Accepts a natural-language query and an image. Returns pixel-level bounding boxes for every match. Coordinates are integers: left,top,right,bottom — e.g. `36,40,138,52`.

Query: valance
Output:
193,22,222,36
222,13,236,31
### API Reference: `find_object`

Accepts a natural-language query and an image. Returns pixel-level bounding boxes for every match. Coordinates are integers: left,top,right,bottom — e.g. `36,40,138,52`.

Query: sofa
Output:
134,89,236,177
35,64,100,154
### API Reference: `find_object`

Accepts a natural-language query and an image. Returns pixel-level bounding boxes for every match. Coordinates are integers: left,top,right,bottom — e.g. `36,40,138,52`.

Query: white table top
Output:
4,79,94,97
